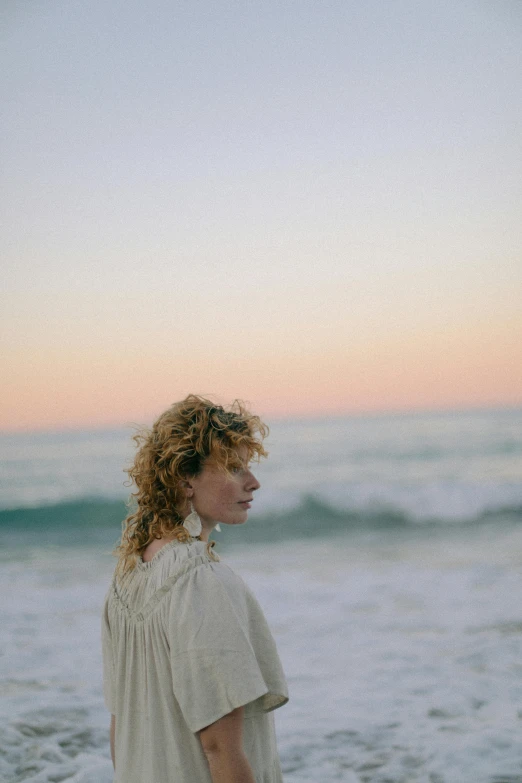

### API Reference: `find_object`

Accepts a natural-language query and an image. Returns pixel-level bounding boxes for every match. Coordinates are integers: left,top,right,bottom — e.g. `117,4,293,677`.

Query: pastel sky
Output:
2,0,521,431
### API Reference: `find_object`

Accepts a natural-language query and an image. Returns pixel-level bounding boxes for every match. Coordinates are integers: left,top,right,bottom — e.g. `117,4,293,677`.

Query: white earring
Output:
183,501,202,537
215,523,221,532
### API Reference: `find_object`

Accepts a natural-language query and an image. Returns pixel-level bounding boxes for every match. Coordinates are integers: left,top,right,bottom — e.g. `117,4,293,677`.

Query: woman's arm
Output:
110,714,116,770
198,706,255,783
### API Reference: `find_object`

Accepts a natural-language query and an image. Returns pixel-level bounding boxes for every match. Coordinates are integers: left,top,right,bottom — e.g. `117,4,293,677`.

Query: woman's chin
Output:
220,514,248,526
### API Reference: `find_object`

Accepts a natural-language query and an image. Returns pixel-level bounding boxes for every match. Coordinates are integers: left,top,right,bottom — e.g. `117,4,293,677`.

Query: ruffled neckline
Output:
136,538,219,571
137,538,199,571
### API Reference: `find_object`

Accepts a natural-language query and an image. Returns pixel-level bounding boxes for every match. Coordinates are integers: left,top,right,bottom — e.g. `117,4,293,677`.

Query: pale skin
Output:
110,447,261,783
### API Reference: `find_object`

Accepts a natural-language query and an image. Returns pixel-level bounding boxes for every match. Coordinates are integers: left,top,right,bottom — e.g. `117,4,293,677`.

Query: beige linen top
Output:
101,538,289,783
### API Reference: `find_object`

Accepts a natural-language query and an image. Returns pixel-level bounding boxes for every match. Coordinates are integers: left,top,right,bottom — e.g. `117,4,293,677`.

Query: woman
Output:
101,394,289,783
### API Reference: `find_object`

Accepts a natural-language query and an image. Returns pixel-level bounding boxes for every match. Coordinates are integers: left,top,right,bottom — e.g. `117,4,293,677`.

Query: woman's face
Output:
187,447,261,526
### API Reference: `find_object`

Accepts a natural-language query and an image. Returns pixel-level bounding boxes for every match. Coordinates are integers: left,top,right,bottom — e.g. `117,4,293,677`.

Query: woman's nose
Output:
246,471,261,491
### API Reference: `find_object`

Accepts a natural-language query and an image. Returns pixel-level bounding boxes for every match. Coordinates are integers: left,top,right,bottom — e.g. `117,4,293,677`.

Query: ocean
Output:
1,406,522,782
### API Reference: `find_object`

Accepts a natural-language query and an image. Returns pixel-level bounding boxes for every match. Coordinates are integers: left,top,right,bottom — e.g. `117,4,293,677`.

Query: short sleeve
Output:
101,590,116,714
167,561,288,733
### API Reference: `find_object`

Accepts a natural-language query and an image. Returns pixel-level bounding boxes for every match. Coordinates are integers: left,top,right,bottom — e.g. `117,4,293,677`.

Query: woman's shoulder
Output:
184,555,266,622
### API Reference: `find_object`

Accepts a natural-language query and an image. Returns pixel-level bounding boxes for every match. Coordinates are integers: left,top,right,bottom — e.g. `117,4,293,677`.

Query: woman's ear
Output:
180,478,194,496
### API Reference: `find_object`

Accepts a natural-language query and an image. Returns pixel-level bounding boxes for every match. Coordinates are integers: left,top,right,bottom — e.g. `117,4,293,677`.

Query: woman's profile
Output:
101,394,289,782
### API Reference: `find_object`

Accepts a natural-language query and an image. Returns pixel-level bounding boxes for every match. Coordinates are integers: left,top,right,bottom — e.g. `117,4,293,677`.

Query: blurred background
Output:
1,1,521,781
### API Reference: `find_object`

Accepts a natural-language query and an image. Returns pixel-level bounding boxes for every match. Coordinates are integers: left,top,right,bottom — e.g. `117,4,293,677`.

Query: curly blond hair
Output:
113,394,268,577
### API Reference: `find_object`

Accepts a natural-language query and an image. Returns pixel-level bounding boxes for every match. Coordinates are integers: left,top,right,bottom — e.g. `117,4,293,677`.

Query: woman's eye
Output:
231,461,251,475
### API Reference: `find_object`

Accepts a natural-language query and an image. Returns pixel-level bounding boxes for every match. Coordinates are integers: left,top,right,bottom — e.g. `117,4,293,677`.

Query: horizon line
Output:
1,400,521,437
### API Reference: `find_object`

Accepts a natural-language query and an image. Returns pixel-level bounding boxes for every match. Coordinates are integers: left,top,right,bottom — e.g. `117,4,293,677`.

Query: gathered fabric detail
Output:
111,553,211,621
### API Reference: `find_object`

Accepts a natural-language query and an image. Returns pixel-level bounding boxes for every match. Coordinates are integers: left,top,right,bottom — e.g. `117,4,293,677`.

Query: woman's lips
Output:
238,500,252,508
